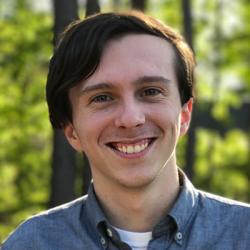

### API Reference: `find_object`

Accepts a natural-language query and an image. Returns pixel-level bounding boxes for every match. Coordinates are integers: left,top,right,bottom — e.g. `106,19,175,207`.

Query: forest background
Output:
0,0,249,241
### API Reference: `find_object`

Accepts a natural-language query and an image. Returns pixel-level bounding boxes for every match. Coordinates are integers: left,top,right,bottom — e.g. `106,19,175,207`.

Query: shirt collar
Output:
168,169,199,234
82,184,122,245
84,183,107,229
82,169,199,241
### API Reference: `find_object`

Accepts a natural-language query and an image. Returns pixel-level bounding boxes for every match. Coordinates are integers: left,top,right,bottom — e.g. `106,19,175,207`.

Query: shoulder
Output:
198,190,250,213
2,196,88,250
184,189,250,248
36,195,88,221
196,190,250,232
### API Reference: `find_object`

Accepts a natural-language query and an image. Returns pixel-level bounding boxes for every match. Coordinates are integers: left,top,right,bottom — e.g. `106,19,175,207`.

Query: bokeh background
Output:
0,0,249,241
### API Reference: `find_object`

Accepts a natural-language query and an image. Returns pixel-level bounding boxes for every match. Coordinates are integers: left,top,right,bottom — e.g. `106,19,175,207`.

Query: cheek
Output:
149,103,181,124
150,105,182,140
74,111,113,143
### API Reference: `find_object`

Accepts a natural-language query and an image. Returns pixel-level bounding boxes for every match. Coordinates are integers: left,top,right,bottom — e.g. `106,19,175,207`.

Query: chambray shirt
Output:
2,171,250,250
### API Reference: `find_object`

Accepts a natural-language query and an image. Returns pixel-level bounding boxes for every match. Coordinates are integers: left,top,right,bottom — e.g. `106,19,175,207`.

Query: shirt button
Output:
107,228,113,237
175,232,183,241
100,236,106,245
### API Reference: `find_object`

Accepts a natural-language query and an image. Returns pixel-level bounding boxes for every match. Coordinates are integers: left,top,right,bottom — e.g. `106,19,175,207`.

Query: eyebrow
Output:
80,75,171,95
133,76,171,85
80,82,114,95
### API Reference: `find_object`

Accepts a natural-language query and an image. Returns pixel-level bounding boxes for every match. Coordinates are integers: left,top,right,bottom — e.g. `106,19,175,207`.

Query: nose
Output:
114,99,145,128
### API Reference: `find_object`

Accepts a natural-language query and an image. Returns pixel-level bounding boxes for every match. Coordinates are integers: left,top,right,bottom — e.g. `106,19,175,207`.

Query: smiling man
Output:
2,12,250,250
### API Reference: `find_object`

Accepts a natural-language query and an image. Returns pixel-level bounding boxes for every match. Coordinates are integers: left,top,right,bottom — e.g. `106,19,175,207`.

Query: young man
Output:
2,12,250,250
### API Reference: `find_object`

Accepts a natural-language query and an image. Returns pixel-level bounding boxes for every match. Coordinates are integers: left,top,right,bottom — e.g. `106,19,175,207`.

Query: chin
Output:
116,173,157,190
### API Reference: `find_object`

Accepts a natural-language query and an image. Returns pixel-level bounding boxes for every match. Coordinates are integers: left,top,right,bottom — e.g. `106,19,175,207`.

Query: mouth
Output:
106,138,156,155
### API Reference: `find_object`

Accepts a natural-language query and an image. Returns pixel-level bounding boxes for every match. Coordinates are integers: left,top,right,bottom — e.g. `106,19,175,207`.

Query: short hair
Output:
46,11,195,129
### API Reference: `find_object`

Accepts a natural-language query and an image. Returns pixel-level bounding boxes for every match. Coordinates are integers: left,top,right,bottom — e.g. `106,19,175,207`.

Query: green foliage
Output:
194,0,250,101
194,128,250,201
0,5,52,241
148,0,182,29
190,0,250,203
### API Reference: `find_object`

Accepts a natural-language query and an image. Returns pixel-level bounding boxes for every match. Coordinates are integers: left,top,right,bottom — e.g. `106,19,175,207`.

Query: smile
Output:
108,138,155,155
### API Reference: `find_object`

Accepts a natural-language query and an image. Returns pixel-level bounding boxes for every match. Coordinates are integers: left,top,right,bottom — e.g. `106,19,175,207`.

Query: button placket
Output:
107,228,113,238
100,236,107,248
174,231,183,245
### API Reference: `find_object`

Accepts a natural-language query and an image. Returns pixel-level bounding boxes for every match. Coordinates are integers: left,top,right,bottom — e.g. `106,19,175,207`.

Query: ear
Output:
180,98,193,136
63,124,83,152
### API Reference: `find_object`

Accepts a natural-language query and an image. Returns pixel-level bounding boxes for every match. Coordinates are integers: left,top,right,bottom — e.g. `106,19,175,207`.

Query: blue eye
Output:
91,94,113,103
142,88,162,96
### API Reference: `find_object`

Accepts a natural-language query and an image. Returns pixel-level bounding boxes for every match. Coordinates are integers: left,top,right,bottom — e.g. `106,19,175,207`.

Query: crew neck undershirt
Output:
113,226,152,250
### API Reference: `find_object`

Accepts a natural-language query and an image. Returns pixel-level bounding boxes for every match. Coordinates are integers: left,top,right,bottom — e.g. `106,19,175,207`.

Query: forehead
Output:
102,34,175,72
77,34,177,90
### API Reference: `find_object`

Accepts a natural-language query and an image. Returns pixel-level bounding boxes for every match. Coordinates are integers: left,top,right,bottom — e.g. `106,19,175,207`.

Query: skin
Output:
64,34,193,232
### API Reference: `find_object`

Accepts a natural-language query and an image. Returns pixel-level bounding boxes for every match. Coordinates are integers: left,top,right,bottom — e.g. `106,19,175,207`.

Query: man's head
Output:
46,11,194,189
46,11,195,130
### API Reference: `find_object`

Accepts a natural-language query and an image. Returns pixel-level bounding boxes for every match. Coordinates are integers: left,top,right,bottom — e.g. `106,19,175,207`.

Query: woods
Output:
0,0,249,241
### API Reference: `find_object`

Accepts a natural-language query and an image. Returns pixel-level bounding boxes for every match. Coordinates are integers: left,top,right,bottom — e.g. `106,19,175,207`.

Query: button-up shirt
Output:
2,171,250,249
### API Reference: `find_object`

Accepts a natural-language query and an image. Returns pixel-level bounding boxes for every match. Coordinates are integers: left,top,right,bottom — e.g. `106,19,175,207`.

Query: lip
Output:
105,137,156,159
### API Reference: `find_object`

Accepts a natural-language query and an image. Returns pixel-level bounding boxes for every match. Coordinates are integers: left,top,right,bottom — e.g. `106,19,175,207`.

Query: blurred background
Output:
0,0,249,241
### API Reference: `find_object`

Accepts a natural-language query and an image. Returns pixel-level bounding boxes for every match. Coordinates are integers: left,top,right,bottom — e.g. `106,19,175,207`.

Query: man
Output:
2,12,250,250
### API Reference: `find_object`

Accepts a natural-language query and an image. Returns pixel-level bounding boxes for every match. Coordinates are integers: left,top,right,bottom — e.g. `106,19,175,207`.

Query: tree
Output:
0,0,52,239
131,0,147,11
181,0,196,180
49,0,79,208
86,0,100,17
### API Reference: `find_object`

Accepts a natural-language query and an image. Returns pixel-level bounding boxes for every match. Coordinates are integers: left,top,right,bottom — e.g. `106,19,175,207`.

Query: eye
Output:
141,88,162,97
91,94,113,103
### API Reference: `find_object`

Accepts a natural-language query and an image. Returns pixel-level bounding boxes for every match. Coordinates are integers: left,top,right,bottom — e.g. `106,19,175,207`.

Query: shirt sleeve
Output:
1,219,37,250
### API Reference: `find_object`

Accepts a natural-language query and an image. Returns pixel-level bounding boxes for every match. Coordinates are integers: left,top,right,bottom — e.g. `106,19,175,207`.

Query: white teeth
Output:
134,145,141,153
127,146,133,154
122,145,126,153
114,141,149,154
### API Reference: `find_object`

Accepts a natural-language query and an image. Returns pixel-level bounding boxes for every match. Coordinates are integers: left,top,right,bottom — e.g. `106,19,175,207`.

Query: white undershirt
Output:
113,226,152,250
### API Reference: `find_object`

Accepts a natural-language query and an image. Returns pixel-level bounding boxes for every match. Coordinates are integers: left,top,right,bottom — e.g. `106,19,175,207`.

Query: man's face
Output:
64,34,192,190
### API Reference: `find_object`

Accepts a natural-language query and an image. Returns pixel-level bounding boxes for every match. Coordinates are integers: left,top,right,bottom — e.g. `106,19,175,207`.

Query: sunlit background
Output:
0,0,249,241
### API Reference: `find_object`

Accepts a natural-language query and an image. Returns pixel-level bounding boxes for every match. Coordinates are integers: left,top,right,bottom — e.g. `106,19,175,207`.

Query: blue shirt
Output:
2,171,250,249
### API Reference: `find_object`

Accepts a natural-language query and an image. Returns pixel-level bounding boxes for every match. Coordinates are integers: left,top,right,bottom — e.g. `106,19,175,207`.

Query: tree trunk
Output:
182,0,193,50
49,0,79,208
53,0,78,44
86,0,100,17
49,131,77,207
131,0,147,11
181,0,196,180
81,0,101,195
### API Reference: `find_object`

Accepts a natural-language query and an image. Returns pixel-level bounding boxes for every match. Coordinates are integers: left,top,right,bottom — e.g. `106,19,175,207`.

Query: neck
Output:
93,164,180,232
